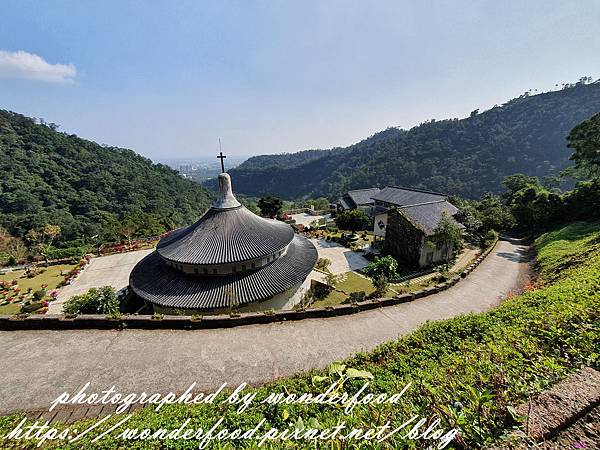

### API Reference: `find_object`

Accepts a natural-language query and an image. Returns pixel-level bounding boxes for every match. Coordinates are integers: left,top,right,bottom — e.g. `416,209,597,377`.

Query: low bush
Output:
32,289,46,301
482,229,499,249
45,246,87,261
62,286,119,315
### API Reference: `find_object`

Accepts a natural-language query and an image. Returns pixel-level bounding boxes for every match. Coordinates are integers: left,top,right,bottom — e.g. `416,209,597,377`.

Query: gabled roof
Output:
397,200,460,235
346,188,381,206
371,186,446,206
337,197,353,210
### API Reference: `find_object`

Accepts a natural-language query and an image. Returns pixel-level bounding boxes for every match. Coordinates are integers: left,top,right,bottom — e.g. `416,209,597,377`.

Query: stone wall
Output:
383,209,424,267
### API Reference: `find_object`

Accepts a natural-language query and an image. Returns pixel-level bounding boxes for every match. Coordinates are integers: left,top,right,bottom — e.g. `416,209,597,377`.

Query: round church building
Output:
129,172,318,314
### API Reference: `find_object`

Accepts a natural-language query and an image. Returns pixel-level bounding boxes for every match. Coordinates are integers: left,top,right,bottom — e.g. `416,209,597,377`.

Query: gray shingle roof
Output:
130,235,318,311
337,197,352,210
371,186,446,206
346,188,381,206
157,206,294,265
398,201,460,235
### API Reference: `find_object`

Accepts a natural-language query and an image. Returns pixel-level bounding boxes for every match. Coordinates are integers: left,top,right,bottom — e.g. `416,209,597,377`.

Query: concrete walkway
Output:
48,250,153,314
0,238,529,415
309,238,370,274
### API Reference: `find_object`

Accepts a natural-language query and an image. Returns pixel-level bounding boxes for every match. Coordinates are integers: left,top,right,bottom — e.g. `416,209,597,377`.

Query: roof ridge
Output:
398,199,449,208
384,185,447,196
347,187,381,192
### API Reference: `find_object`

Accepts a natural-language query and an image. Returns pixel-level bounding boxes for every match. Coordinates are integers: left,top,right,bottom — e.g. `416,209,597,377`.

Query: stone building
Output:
371,186,462,268
129,172,318,314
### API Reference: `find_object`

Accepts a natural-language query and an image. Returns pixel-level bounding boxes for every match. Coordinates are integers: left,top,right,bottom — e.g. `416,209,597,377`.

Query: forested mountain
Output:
0,110,213,242
215,81,600,199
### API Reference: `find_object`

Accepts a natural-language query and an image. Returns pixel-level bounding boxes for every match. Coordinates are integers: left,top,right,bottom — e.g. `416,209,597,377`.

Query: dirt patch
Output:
489,367,600,449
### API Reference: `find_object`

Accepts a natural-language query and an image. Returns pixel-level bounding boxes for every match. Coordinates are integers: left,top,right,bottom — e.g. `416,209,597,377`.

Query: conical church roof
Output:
129,171,318,312
156,173,294,265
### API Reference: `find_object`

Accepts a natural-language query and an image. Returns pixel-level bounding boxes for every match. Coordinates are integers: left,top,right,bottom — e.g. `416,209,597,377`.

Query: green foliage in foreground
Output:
1,222,599,449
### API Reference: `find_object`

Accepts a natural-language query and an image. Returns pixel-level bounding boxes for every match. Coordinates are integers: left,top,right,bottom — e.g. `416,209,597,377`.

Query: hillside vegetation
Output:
0,110,214,242
3,221,598,449
219,81,600,199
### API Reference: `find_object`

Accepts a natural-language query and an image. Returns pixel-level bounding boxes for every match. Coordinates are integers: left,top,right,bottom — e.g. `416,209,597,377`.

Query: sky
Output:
1,1,599,161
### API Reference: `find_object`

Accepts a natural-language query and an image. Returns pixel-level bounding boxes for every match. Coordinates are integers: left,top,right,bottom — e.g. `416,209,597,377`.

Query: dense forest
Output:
214,80,600,199
0,110,214,244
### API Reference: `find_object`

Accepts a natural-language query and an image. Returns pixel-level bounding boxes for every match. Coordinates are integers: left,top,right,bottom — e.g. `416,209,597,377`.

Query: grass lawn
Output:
0,263,76,314
312,272,398,307
0,302,21,314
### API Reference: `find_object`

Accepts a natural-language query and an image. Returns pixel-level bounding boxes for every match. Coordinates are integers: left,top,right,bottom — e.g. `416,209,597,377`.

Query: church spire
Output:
212,172,241,209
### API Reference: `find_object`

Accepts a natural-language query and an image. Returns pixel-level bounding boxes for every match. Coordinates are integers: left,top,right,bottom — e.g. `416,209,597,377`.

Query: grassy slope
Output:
1,222,599,449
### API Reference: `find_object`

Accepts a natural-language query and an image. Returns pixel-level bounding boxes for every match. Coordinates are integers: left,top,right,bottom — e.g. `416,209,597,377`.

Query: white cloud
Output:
0,50,76,83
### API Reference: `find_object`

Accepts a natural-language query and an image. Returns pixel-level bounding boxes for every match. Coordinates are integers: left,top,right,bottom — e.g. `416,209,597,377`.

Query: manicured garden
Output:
0,262,80,315
311,271,436,308
1,221,598,449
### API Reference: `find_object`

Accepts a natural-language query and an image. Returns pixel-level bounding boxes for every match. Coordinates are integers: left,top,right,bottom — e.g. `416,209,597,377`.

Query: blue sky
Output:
1,1,599,160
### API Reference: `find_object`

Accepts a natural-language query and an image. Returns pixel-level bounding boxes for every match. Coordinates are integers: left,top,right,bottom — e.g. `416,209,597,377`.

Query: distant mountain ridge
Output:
214,81,600,199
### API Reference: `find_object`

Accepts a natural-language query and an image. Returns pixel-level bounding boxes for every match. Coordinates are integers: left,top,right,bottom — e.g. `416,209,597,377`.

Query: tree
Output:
371,273,389,297
428,213,463,253
364,255,398,280
501,174,541,199
335,209,370,233
257,196,283,218
304,197,330,211
5,238,27,262
567,112,600,177
119,217,137,247
477,193,515,233
315,258,332,272
324,271,340,290
0,109,214,246
25,224,61,262
239,198,261,215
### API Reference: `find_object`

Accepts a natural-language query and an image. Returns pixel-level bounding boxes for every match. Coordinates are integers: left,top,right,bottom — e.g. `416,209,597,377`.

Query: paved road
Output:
0,238,529,415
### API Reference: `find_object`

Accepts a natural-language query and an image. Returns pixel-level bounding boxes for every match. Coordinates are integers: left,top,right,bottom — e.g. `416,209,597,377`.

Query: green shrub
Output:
63,286,119,315
315,257,331,271
45,246,87,261
32,289,46,301
363,254,398,279
482,229,499,249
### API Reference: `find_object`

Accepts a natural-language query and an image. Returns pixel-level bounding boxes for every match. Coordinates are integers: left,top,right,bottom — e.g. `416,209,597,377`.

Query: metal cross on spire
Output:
217,138,226,173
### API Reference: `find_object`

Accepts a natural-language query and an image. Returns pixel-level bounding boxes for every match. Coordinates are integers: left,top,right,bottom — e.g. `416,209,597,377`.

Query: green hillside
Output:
219,81,600,199
2,221,597,448
0,110,213,242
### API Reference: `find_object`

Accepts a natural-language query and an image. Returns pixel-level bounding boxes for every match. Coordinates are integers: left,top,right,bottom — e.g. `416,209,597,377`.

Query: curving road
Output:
0,238,529,415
